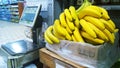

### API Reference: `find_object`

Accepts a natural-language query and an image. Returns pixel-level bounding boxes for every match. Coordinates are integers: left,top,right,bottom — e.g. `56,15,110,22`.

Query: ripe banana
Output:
64,9,73,21
65,23,73,34
53,26,66,40
100,18,114,33
107,19,116,29
66,17,75,31
87,22,108,42
45,26,60,43
114,28,119,33
103,29,114,44
65,29,72,41
84,16,105,30
71,35,77,42
44,31,53,44
53,19,66,36
98,6,110,20
59,12,68,28
78,5,102,19
84,38,104,45
81,31,104,45
111,33,115,41
74,18,81,29
69,6,78,20
79,19,97,38
76,0,91,15
73,27,84,42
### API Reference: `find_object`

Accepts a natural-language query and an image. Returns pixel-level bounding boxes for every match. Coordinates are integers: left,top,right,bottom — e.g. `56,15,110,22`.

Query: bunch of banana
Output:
75,0,118,45
44,0,119,45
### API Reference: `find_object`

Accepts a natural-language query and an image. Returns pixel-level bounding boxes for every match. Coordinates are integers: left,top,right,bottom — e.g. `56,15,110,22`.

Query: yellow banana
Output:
84,5,100,11
100,18,114,33
53,26,66,40
69,6,78,20
111,32,115,41
76,0,91,15
74,18,81,29
107,19,116,29
87,22,108,42
84,5,110,20
66,17,75,31
79,19,97,38
73,27,84,42
84,16,105,30
84,38,104,45
103,29,114,44
71,35,77,42
45,26,60,43
81,31,104,45
64,9,73,21
114,28,119,33
44,31,53,44
65,29,72,41
78,6,102,19
65,23,73,34
98,6,110,20
59,12,68,28
53,19,66,36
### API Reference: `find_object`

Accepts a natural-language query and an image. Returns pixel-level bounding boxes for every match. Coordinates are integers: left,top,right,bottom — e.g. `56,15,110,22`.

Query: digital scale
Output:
0,1,45,68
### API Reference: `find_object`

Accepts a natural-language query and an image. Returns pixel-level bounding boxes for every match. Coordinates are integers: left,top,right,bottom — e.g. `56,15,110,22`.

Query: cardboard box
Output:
46,32,120,68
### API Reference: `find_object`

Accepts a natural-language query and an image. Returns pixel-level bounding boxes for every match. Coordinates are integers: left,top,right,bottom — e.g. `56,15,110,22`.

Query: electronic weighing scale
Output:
0,1,45,68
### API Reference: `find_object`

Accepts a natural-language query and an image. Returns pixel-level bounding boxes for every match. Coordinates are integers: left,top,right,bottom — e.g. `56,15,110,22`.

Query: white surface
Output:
0,20,32,47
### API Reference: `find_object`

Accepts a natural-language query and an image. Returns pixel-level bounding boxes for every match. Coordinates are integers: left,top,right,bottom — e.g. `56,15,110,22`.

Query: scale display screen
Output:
19,4,41,27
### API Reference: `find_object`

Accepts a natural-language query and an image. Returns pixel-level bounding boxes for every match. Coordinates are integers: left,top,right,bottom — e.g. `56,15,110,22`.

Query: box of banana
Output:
44,0,120,68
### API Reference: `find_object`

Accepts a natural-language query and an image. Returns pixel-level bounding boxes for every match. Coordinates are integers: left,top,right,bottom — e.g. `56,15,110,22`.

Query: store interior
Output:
0,0,120,68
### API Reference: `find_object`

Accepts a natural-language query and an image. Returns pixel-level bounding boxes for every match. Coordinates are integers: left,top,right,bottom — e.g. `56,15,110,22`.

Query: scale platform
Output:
0,31,44,68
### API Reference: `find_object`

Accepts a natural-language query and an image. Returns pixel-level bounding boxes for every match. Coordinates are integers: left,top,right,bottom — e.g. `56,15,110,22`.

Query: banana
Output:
74,18,81,29
69,6,78,20
59,12,68,28
45,26,60,43
111,32,115,41
76,0,91,15
53,26,66,40
103,29,114,44
65,29,72,41
81,31,104,45
66,17,75,31
79,19,97,38
107,19,116,29
114,28,119,33
71,34,77,42
78,5,102,19
73,27,84,42
46,25,60,43
87,22,108,42
69,6,82,29
53,19,66,36
98,6,110,20
64,9,73,21
84,16,105,30
84,5,110,20
84,38,104,45
65,23,73,34
44,31,53,44
100,18,114,33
